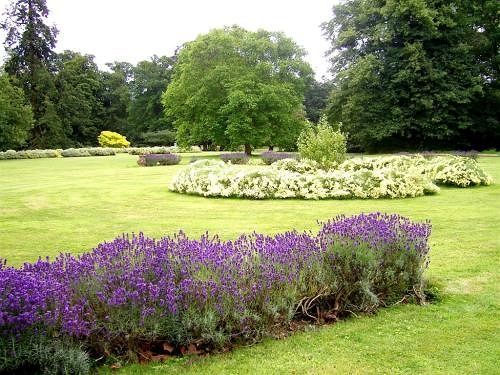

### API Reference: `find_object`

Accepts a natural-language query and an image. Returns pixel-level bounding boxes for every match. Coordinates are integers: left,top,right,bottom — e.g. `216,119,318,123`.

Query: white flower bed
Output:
170,155,492,200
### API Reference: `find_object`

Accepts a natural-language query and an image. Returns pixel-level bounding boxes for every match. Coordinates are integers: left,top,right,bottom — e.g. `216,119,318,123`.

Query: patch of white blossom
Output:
169,155,492,200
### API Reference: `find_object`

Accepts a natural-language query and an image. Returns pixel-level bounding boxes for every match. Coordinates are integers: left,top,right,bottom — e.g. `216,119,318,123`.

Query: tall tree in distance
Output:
100,61,133,136
304,79,332,123
127,55,176,140
1,0,67,147
323,0,499,151
54,51,104,146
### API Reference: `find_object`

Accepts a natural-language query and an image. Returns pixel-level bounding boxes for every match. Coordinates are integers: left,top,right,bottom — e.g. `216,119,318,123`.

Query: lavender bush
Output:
137,153,181,167
0,213,431,371
220,153,249,164
260,151,299,165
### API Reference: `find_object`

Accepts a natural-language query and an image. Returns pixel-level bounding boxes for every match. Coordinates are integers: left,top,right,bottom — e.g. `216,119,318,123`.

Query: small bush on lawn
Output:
429,156,492,187
297,115,347,170
220,152,249,164
452,150,479,160
261,151,299,165
137,153,181,167
61,148,92,157
139,130,176,146
0,213,430,370
97,131,130,148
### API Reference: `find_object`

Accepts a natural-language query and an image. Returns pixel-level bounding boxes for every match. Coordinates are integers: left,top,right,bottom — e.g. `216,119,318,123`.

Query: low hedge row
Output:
0,213,431,373
0,146,202,160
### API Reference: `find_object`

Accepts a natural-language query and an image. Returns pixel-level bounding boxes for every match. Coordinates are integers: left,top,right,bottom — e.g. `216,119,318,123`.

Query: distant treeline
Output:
0,0,498,152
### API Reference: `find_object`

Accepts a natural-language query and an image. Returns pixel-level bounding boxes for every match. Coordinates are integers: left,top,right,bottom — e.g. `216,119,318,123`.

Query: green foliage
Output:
97,131,130,148
127,146,171,155
0,333,90,375
430,156,493,187
100,62,133,135
0,73,33,150
304,79,332,123
54,51,104,146
0,149,60,159
163,26,313,154
323,0,500,151
297,116,347,170
127,55,176,138
1,0,68,149
139,129,176,146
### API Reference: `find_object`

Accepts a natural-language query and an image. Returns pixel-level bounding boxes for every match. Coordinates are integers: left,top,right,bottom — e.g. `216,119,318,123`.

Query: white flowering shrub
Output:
170,155,491,200
429,156,493,187
272,158,320,173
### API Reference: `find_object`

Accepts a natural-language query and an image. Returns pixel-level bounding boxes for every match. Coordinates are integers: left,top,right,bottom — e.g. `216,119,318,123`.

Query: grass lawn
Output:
0,153,499,374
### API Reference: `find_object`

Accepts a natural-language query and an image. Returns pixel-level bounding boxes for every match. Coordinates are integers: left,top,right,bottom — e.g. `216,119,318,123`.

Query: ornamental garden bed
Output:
1,213,430,373
170,155,492,200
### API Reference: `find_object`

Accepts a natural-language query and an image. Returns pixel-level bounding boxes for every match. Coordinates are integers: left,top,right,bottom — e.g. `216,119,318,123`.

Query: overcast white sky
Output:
0,0,336,80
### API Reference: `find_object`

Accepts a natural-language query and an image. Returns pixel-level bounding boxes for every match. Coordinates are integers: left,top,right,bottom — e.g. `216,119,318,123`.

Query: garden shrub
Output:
86,147,116,156
429,156,492,187
272,158,320,174
297,116,347,170
137,153,181,167
171,159,439,199
60,148,92,157
220,152,249,164
0,150,18,159
0,213,431,368
260,151,298,165
97,131,130,148
139,130,176,146
0,149,60,159
0,146,201,160
0,334,90,375
128,146,171,155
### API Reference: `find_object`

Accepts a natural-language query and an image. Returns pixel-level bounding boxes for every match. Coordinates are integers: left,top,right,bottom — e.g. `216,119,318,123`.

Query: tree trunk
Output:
268,146,274,151
244,143,252,156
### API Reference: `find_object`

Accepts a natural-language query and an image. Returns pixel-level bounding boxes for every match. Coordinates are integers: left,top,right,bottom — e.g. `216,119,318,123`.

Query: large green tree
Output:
323,0,499,151
1,0,68,148
54,51,104,146
0,72,34,150
163,27,313,154
127,55,176,140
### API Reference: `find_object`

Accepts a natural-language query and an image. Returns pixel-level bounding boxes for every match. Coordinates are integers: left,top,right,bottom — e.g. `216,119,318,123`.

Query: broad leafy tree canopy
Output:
163,26,313,153
323,0,499,151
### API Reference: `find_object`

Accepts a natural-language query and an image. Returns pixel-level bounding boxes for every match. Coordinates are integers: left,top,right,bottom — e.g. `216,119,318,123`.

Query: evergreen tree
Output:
1,0,67,147
100,62,133,136
127,55,176,140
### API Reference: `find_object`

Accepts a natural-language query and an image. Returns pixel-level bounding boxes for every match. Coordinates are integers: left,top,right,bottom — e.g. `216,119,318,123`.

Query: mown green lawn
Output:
0,153,499,374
